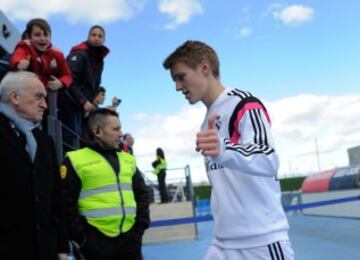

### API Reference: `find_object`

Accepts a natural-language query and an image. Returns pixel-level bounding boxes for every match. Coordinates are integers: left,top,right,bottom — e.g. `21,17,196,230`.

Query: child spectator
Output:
10,18,72,91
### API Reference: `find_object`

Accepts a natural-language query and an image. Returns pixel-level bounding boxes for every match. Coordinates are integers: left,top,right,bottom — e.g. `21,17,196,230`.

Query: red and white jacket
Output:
201,88,289,249
10,40,72,88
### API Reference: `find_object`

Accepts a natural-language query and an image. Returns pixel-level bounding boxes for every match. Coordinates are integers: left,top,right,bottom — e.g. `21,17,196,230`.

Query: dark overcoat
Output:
0,113,68,260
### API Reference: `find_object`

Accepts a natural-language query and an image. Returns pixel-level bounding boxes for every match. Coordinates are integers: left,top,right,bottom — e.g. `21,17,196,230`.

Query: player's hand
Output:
196,113,220,157
17,55,31,70
47,75,63,91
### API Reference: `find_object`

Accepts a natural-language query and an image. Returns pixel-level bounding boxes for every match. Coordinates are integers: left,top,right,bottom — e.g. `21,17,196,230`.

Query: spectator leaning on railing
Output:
9,18,72,92
58,25,109,150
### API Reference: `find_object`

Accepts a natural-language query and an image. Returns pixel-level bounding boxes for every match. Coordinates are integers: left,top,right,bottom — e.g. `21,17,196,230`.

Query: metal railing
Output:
46,91,82,163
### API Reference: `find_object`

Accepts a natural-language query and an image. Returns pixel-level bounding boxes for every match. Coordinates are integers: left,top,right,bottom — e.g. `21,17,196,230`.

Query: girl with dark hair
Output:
58,25,109,151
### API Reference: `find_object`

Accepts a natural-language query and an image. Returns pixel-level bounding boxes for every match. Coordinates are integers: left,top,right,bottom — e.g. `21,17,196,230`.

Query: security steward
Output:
61,108,150,260
152,147,169,203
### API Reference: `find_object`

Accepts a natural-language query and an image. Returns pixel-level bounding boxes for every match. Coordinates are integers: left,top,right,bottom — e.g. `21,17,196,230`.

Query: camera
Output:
112,97,121,107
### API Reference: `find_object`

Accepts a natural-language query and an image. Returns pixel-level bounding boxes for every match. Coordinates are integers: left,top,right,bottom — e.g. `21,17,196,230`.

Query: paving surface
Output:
143,215,360,260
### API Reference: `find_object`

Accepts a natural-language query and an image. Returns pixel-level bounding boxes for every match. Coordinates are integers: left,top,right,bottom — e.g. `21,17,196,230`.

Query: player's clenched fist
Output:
196,113,220,157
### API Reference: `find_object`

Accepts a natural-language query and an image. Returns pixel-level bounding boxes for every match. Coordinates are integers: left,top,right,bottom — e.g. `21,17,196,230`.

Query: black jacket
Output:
60,42,109,107
61,145,150,247
0,113,68,260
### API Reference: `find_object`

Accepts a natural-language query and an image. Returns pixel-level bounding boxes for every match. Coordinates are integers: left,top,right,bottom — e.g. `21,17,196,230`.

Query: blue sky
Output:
2,0,360,182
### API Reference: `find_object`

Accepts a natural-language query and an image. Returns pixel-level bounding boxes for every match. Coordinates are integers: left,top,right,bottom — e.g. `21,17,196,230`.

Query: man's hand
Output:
196,113,220,157
17,55,31,70
47,75,63,91
57,253,68,260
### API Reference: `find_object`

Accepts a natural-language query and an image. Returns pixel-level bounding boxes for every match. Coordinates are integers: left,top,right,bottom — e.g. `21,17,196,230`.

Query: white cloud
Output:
131,94,360,182
158,0,203,30
1,0,145,24
131,105,206,182
239,26,252,38
268,94,360,175
273,4,314,26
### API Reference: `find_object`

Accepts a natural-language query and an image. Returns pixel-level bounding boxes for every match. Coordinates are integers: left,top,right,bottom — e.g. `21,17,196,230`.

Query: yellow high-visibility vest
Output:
67,147,137,237
153,157,167,175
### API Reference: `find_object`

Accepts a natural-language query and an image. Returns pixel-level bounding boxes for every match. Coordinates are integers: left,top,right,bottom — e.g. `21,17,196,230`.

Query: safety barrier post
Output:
46,90,63,163
185,164,199,239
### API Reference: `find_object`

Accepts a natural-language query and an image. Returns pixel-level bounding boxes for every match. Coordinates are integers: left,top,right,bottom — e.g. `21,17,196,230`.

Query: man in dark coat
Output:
0,71,69,260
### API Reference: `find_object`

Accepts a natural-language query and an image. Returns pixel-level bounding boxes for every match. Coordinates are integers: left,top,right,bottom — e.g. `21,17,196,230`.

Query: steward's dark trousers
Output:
157,172,169,203
81,225,143,260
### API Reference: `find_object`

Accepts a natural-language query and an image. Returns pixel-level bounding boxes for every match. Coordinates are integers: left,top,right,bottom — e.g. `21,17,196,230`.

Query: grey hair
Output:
0,71,40,103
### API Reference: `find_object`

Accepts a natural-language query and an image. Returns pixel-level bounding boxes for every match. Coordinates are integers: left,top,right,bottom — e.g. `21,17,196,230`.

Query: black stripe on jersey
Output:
228,96,267,138
224,140,275,156
226,145,274,156
249,110,259,144
268,244,275,260
225,139,274,153
276,242,285,260
229,142,273,153
228,88,252,98
272,243,280,260
257,109,269,146
250,109,269,146
249,110,261,144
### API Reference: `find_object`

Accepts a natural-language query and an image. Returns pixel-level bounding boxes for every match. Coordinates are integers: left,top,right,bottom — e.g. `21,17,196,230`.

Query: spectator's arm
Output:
9,44,29,70
66,52,88,105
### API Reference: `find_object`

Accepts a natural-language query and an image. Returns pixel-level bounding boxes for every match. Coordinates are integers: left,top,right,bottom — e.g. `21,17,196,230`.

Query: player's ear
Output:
200,60,211,75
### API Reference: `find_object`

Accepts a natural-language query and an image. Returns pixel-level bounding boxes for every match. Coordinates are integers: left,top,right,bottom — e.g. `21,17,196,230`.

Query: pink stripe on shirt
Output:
230,102,271,144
